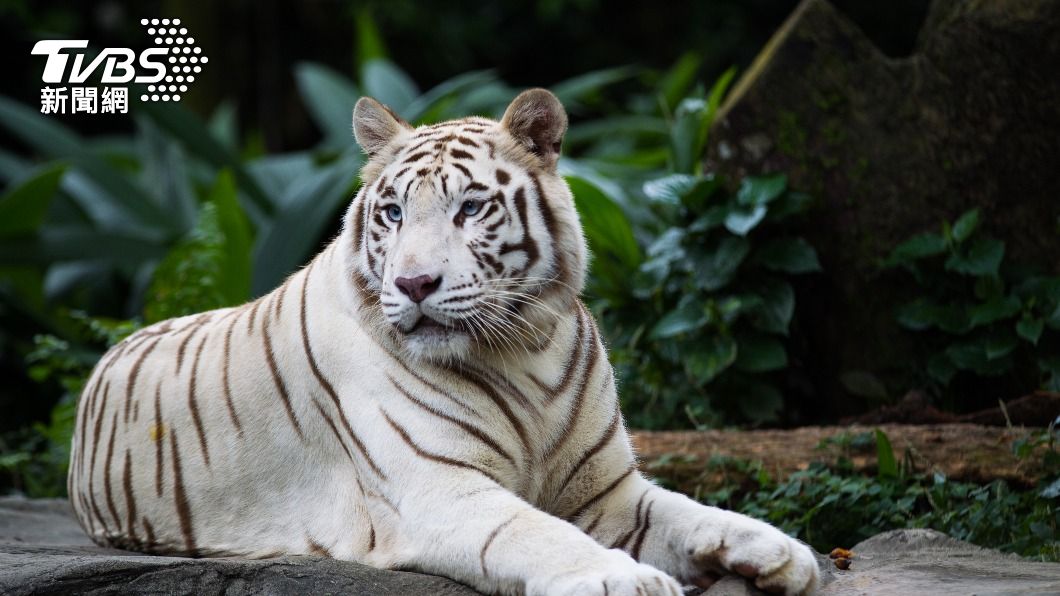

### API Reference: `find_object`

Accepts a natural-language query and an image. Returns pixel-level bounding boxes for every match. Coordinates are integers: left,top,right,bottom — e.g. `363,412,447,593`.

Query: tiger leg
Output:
393,478,682,596
576,473,820,595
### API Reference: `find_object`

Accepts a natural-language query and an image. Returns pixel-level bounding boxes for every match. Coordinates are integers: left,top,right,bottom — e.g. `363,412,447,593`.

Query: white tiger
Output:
68,89,820,595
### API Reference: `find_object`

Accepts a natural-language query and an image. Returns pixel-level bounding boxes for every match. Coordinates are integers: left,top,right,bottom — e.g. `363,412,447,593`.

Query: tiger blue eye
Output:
461,200,483,217
385,205,402,223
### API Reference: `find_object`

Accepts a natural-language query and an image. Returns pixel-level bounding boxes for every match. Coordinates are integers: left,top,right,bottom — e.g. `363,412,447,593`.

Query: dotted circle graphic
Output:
139,17,205,103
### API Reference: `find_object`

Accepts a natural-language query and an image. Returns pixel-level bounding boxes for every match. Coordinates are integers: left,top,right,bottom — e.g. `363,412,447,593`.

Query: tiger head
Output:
342,89,588,362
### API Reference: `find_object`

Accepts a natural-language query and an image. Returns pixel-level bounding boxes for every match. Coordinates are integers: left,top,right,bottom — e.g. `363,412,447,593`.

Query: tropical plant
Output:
569,70,822,429
882,208,1060,395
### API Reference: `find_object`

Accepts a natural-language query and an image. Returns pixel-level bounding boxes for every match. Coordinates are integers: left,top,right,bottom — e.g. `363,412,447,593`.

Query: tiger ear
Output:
501,88,568,168
353,97,412,157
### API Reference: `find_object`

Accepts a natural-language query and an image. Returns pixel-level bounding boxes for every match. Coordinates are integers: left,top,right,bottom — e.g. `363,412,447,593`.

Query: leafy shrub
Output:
572,74,821,429
0,314,135,496
883,208,1060,395
697,428,1060,561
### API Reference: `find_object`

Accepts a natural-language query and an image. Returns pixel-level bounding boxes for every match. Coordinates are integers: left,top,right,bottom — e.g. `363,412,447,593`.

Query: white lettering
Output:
30,40,89,83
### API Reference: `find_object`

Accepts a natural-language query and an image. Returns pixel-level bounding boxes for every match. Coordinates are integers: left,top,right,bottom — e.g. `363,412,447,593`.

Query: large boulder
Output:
705,0,1060,417
0,497,478,595
4,497,1060,594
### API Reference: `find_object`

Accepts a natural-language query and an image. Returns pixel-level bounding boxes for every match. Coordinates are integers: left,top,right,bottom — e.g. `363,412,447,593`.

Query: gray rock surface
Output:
819,528,1060,596
3,497,1060,595
0,497,478,595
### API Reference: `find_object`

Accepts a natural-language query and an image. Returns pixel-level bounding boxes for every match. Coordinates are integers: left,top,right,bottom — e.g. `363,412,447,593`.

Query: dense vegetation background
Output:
0,0,1056,560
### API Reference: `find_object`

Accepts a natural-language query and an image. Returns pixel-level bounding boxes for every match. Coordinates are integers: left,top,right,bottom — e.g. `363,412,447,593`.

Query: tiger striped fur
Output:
68,89,819,595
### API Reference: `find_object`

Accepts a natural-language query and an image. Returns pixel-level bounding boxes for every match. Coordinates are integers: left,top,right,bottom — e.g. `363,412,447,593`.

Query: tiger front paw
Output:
683,510,819,595
527,549,683,596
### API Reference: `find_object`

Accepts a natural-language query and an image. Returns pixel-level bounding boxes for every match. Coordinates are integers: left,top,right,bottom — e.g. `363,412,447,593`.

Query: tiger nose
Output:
394,274,442,303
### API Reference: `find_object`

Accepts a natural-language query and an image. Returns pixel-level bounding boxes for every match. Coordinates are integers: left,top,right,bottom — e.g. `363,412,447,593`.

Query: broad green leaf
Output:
645,227,685,260
361,59,419,114
896,299,972,334
0,148,32,184
138,100,274,218
632,257,669,299
641,174,718,211
135,115,197,232
247,152,318,201
446,81,517,119
650,298,708,340
724,205,767,236
945,237,1005,277
566,116,668,146
643,174,696,206
252,156,359,294
0,165,65,238
685,334,738,384
295,62,360,149
43,261,108,300
883,232,946,267
208,100,238,152
355,8,387,64
1017,316,1043,343
1013,275,1060,309
896,298,937,330
568,176,641,271
551,65,637,107
753,237,822,274
659,52,701,112
984,332,1018,361
735,334,788,372
967,295,1021,327
209,171,253,304
951,208,980,243
736,173,787,207
705,67,737,123
875,429,899,479
718,293,763,323
751,278,795,335
679,176,720,211
689,205,728,233
974,274,1005,302
0,95,174,233
946,339,1011,375
692,236,750,291
0,226,167,266
669,97,708,174
769,190,816,220
1041,477,1060,499
404,70,498,123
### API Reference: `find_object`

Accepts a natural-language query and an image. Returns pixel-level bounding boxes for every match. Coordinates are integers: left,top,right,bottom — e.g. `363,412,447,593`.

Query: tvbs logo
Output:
33,40,168,84
32,18,207,115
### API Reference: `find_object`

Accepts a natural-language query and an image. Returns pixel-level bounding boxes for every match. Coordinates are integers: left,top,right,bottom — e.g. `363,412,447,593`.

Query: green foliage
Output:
1,313,134,496
697,428,1060,561
549,64,825,430
581,157,820,427
874,428,899,479
883,209,1060,392
144,171,252,323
